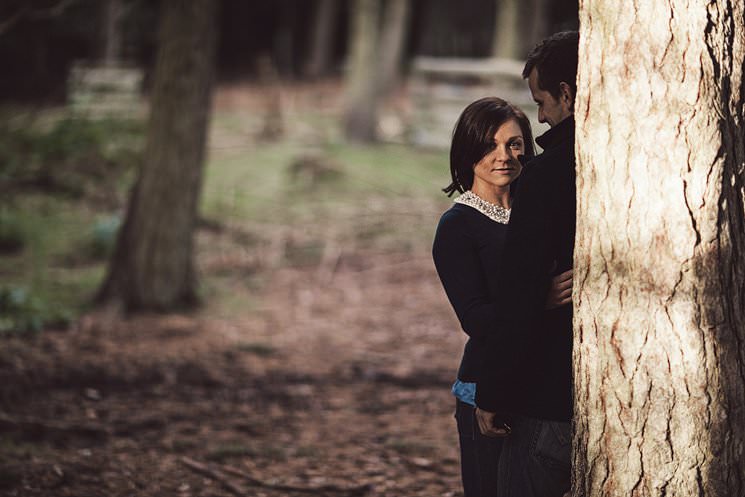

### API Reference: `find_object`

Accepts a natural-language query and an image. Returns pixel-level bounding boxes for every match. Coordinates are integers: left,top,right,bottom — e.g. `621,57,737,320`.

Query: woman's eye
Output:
509,141,523,149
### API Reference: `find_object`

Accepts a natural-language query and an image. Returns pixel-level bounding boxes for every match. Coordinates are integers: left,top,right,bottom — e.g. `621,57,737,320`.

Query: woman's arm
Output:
432,210,510,340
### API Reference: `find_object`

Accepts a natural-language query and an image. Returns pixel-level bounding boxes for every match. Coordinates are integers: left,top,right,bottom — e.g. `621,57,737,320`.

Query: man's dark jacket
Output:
475,116,576,422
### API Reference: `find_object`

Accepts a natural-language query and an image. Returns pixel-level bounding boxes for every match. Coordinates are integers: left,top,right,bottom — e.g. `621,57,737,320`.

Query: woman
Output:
432,97,571,497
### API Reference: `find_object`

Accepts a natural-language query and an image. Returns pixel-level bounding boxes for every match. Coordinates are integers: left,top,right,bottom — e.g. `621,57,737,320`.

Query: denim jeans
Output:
455,399,503,497
497,415,571,497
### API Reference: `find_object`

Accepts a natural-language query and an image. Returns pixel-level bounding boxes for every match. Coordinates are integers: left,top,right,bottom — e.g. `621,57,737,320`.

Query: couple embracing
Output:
433,31,579,497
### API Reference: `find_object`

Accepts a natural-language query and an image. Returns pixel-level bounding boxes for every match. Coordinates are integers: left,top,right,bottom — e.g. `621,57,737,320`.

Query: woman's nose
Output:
494,145,511,161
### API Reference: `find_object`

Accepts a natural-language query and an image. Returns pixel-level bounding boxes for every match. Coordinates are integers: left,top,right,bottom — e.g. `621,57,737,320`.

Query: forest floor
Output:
0,82,470,497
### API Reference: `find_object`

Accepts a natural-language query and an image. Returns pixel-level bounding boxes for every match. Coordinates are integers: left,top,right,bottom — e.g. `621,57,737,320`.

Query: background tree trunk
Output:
97,0,218,311
574,1,745,496
523,0,547,56
100,0,123,65
273,0,296,78
342,0,380,142
304,0,338,79
491,0,519,59
375,0,410,96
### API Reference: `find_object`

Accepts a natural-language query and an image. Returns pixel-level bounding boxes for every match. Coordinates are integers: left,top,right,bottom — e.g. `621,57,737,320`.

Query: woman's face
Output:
472,119,524,191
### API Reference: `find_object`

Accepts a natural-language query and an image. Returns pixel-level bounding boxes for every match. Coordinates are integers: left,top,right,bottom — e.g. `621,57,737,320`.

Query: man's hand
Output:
545,269,573,310
475,408,511,437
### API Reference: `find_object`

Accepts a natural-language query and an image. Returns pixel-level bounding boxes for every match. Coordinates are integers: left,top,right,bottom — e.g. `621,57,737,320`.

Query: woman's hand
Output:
545,269,573,310
475,408,511,438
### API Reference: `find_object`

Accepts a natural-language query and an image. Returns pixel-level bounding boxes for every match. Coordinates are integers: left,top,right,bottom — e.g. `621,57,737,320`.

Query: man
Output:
474,31,579,497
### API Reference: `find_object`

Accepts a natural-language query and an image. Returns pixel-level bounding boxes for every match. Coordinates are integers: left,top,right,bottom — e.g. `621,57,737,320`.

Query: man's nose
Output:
538,109,546,123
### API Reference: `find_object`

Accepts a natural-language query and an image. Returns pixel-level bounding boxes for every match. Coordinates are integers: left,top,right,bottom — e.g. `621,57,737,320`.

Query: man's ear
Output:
559,81,574,108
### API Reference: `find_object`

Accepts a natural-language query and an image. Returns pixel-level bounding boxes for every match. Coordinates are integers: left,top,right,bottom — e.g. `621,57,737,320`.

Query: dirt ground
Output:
0,178,469,497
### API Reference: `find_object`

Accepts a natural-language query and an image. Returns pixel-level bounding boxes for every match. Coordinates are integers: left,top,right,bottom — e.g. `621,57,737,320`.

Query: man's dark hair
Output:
443,97,535,197
522,31,579,101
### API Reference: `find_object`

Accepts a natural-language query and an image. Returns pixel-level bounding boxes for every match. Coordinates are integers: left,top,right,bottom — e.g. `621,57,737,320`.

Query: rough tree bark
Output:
342,0,380,142
574,1,745,496
96,0,217,311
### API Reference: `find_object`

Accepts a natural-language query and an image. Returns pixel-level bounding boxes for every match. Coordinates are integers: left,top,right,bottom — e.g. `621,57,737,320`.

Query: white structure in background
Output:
408,57,547,149
67,63,144,118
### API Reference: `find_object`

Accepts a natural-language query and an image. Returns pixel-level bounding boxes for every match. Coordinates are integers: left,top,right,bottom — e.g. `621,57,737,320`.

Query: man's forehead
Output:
527,70,540,89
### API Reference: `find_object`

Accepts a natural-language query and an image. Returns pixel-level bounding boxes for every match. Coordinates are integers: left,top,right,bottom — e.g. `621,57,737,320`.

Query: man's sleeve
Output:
498,168,553,320
475,167,553,411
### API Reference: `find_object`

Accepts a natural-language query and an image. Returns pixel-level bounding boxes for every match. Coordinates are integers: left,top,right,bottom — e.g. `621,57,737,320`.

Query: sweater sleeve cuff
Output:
474,382,503,412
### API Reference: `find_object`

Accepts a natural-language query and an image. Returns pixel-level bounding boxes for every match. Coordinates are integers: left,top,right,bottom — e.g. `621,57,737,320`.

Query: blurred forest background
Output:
0,1,577,496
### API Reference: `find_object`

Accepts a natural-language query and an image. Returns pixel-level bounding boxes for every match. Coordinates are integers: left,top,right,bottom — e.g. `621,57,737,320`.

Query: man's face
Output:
527,68,573,127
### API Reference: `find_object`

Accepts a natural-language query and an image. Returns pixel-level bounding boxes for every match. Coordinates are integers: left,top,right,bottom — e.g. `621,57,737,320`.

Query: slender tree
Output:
304,0,339,79
273,0,296,78
524,0,547,56
100,0,123,65
97,0,218,311
492,0,519,58
492,0,548,60
342,0,380,142
573,1,745,496
376,0,410,96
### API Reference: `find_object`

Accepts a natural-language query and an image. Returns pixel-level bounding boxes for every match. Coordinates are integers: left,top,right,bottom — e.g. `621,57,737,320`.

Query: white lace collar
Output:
453,190,510,224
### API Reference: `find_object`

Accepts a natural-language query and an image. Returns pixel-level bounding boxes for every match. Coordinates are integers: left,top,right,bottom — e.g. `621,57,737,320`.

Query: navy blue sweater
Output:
432,202,509,383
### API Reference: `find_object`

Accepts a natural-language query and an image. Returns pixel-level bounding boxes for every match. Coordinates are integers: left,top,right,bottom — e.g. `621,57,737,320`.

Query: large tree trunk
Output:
376,0,410,96
304,0,338,79
574,1,745,496
96,0,218,311
342,0,380,142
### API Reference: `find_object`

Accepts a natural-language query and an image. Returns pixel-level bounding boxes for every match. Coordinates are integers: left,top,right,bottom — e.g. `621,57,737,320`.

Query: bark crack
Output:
666,269,684,305
630,321,649,394
593,377,610,495
630,409,646,495
681,179,702,246
610,320,626,377
665,389,676,461
658,6,675,67
660,480,669,497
